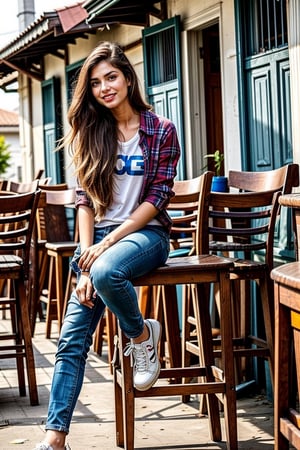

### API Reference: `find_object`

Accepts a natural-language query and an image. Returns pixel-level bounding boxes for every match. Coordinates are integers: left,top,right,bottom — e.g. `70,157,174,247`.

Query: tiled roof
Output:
0,108,19,126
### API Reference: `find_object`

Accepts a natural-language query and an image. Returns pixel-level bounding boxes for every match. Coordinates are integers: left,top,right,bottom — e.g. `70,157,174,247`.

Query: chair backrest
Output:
39,182,68,191
4,179,39,194
0,179,8,191
228,164,299,194
34,169,44,180
197,187,281,270
38,177,52,186
0,190,41,279
169,176,205,231
168,173,213,255
37,186,76,243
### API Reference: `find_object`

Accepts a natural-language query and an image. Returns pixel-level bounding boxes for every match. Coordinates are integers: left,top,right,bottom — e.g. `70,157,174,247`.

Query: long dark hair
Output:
64,41,151,218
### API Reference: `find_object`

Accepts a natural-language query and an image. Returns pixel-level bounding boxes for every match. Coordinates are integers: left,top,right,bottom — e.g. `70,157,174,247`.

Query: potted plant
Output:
204,149,228,192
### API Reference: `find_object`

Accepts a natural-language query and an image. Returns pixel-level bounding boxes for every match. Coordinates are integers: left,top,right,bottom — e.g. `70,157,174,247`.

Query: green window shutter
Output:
143,16,185,179
42,77,64,184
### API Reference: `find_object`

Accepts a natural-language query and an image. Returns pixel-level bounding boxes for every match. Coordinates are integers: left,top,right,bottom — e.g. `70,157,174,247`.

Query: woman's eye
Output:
91,81,99,88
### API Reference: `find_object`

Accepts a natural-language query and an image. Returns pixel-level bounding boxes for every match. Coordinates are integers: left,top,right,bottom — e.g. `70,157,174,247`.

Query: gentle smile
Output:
102,93,115,101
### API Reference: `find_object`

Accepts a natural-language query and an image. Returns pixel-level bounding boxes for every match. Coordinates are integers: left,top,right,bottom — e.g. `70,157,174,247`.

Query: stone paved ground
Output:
0,318,275,450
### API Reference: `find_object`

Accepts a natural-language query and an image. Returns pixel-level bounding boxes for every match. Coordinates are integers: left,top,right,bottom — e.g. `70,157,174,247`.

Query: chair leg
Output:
162,285,181,369
118,328,135,450
94,317,106,356
113,337,124,447
44,255,55,339
106,309,117,367
192,282,222,441
31,249,49,334
14,299,26,396
259,276,274,386
217,273,237,449
181,284,195,402
17,279,39,406
54,254,64,331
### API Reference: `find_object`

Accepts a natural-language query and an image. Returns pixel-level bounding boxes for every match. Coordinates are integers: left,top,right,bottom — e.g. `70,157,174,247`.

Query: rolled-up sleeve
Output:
75,187,93,209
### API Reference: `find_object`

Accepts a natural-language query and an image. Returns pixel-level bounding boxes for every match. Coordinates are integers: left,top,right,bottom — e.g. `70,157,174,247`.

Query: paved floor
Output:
0,318,276,450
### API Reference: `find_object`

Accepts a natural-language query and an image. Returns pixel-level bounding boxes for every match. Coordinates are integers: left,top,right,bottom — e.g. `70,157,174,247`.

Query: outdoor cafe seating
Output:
0,188,41,405
1,163,300,448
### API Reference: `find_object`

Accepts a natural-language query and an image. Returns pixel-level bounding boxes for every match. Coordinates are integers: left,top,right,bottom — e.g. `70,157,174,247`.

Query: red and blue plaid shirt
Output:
76,109,181,233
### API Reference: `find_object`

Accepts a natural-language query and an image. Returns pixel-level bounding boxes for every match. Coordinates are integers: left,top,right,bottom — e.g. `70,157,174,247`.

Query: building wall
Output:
19,0,240,183
0,125,21,179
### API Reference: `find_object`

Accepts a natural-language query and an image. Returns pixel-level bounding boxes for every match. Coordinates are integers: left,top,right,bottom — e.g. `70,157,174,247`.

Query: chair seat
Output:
45,242,77,252
0,254,23,273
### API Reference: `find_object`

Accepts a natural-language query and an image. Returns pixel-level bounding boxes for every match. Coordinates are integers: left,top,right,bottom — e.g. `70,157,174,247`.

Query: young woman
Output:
34,41,180,450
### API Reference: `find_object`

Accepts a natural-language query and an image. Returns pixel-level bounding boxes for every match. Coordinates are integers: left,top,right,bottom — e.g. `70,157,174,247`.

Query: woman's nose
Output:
101,80,108,92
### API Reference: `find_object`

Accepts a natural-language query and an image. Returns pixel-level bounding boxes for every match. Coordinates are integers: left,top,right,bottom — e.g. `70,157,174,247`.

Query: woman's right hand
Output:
75,273,95,309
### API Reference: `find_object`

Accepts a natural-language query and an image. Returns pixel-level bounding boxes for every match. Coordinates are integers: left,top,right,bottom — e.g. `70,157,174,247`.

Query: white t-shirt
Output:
96,131,144,227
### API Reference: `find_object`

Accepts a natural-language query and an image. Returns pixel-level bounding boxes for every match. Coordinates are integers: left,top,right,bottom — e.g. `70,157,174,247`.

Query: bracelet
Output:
81,270,90,274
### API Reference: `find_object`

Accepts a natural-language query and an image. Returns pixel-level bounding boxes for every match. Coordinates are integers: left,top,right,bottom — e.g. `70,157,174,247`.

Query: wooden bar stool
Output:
113,172,238,450
182,164,300,400
271,192,300,449
113,254,237,450
36,187,77,337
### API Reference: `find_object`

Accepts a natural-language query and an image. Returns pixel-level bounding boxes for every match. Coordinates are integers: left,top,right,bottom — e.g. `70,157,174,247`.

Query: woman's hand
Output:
78,240,111,272
75,273,95,309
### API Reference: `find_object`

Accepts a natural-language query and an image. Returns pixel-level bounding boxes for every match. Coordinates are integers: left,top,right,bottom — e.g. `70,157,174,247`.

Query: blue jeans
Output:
46,225,169,433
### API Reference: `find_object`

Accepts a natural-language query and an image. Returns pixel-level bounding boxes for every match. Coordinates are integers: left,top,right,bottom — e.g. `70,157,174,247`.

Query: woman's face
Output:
90,60,130,111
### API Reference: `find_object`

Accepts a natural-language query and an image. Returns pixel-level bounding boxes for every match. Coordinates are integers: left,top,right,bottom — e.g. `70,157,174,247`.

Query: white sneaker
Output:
33,443,71,450
124,319,161,391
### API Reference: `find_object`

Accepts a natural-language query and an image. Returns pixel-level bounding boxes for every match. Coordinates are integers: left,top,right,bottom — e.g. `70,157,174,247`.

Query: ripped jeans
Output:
45,225,169,433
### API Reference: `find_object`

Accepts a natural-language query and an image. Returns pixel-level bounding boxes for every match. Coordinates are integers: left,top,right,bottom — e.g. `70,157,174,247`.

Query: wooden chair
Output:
138,175,204,362
182,164,299,393
29,183,69,333
36,186,77,338
113,171,239,450
0,180,39,325
95,175,204,367
271,193,300,450
0,189,41,405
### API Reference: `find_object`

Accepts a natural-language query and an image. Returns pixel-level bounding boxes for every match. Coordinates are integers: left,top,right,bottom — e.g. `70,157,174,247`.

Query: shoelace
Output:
124,342,148,371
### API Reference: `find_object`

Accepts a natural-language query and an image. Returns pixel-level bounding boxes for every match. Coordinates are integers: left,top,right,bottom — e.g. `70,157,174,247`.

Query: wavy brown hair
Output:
63,41,151,218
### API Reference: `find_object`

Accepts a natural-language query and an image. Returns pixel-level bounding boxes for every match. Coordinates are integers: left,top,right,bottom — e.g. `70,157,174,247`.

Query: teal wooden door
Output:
142,16,185,179
236,0,294,261
236,0,291,172
245,49,292,171
42,77,64,183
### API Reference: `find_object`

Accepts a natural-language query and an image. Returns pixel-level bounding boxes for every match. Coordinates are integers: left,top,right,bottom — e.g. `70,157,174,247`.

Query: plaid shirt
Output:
76,109,181,232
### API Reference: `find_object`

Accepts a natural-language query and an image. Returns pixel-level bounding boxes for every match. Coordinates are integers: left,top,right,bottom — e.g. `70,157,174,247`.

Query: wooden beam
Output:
0,59,44,82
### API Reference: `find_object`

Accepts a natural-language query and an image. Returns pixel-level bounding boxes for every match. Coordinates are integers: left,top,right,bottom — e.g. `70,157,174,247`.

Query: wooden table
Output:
271,193,300,450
